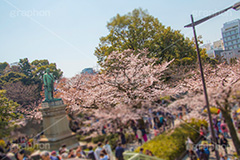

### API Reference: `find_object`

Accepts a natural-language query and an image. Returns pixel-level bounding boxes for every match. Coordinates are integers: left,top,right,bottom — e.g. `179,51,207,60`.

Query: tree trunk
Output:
221,109,240,155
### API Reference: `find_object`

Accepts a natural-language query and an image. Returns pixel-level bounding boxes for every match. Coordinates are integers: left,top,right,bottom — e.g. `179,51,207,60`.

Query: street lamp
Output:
184,2,240,160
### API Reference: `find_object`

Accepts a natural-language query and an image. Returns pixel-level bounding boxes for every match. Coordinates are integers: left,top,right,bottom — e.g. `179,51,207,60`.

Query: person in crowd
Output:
87,146,97,160
209,137,216,152
102,126,106,135
154,116,161,129
141,127,148,143
75,146,86,158
115,143,124,160
103,140,113,160
5,141,11,153
99,149,109,160
199,147,208,160
95,142,103,160
136,128,142,145
58,144,68,155
159,115,164,126
203,147,210,160
200,124,207,138
145,150,150,156
6,144,19,160
139,148,144,154
67,149,75,158
119,131,126,148
188,150,197,160
61,153,68,160
233,111,238,128
40,151,50,160
195,146,201,158
223,155,231,160
172,114,176,127
130,121,137,140
219,153,225,160
99,153,105,160
186,137,194,153
220,120,229,138
153,124,159,137
0,146,11,160
201,137,209,147
148,151,154,156
144,120,150,133
15,149,28,160
217,119,222,134
166,116,172,129
219,133,228,155
50,151,61,160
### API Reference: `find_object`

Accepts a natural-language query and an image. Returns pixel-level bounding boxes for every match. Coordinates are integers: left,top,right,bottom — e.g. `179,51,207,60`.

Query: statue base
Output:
39,100,79,150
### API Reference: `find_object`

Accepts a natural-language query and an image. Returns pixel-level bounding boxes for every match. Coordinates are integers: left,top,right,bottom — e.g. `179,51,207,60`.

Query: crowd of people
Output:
185,110,240,160
4,106,240,160
0,109,177,160
129,110,176,145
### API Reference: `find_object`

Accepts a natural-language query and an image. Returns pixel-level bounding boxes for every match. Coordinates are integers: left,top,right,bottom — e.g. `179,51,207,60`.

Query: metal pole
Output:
190,14,220,160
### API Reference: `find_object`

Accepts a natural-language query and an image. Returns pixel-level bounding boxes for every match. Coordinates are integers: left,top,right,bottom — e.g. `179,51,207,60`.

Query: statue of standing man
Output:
43,68,54,102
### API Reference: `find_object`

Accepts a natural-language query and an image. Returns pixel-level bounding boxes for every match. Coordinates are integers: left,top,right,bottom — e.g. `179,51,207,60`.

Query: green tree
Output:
19,58,32,77
31,59,63,81
95,8,198,66
0,90,20,138
0,72,30,89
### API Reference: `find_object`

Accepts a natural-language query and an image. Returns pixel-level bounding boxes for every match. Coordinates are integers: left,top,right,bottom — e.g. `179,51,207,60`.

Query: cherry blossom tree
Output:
167,62,240,155
60,49,174,132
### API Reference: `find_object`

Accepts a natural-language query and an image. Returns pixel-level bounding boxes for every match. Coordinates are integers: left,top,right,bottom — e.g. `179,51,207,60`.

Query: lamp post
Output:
184,2,240,160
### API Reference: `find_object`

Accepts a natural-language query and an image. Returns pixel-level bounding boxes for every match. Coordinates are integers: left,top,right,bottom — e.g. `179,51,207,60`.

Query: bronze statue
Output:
43,68,54,102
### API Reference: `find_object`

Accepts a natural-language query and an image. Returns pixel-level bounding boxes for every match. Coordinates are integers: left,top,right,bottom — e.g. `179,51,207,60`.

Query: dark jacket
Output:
115,146,124,159
87,150,96,160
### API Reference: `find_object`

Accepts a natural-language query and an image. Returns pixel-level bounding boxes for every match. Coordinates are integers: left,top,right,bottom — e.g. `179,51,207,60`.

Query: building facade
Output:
213,39,224,50
206,49,223,59
221,19,240,50
220,48,240,63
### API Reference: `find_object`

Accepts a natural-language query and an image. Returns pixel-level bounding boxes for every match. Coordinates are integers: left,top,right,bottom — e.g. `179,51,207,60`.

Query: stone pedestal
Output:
39,100,79,150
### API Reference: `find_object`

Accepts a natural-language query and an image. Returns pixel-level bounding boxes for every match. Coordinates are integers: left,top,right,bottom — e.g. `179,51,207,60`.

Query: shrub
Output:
135,119,207,160
92,135,106,144
76,135,87,141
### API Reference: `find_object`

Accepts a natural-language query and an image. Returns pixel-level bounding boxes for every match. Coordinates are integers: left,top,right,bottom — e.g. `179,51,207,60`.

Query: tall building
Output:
81,68,96,74
221,19,240,50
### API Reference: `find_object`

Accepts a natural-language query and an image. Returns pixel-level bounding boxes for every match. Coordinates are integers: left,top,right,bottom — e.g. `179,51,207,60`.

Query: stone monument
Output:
39,68,79,150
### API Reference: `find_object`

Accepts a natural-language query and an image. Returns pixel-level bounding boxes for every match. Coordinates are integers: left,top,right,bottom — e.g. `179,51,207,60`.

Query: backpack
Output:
87,152,96,160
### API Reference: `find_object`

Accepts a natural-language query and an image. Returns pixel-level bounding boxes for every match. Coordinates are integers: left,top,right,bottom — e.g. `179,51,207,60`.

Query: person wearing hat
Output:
50,151,61,160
